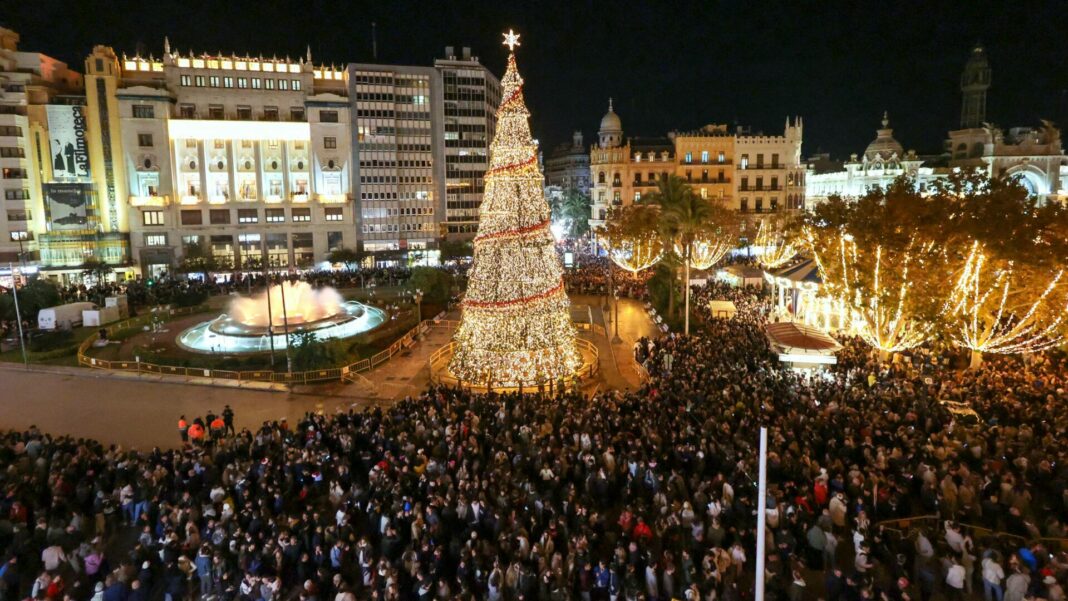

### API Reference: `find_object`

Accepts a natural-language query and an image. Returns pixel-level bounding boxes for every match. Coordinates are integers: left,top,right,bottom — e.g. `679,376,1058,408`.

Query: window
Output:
771,197,779,211
756,177,764,189
324,136,337,149
237,77,248,89
263,107,278,121
741,177,749,190
145,234,167,246
133,104,154,118
598,172,605,184
180,210,203,225
324,207,343,222
290,107,305,121
278,79,289,91
137,133,153,147
266,208,285,223
9,231,29,241
772,153,780,168
292,79,302,91
208,76,220,87
236,106,252,120
740,198,749,212
223,76,234,88
209,209,231,225
327,231,343,250
207,105,223,119
264,78,276,90
320,110,339,123
684,152,692,164
194,75,205,87
634,192,641,202
701,150,709,163
4,189,29,200
292,208,312,222
143,210,164,226
700,188,708,199
756,154,764,168
771,177,778,189
251,78,262,89
179,104,196,118
718,151,725,163
740,154,749,169
180,75,191,86
755,198,764,212
237,209,258,223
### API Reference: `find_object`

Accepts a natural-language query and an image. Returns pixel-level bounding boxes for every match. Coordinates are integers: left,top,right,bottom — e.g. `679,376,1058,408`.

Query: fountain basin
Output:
177,300,386,354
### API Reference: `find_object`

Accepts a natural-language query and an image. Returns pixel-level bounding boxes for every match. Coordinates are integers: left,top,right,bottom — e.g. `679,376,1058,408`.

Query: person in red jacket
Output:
632,518,653,542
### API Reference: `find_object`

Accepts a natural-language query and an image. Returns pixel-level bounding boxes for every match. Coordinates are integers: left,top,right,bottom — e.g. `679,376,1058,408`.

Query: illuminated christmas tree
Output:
448,30,580,388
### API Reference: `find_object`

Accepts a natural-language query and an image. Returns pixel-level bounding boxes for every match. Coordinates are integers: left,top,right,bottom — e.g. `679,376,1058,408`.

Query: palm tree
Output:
643,177,691,321
551,189,592,239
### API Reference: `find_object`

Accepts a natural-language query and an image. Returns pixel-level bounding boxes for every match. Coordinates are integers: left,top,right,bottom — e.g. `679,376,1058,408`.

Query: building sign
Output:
46,105,90,180
43,183,92,230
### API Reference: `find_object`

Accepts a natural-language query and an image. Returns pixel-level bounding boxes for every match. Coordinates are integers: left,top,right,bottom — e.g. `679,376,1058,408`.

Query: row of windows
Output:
179,75,303,91
360,175,431,184
361,222,434,233
143,207,343,227
0,126,23,137
4,189,30,200
2,168,27,179
0,147,26,158
681,150,727,164
6,210,30,221
359,159,432,168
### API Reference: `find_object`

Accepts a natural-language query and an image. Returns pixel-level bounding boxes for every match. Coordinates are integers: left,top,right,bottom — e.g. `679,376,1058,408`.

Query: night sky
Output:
7,0,1068,158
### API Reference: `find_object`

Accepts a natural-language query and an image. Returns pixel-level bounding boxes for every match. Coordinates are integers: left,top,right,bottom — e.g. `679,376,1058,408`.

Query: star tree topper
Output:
502,29,521,52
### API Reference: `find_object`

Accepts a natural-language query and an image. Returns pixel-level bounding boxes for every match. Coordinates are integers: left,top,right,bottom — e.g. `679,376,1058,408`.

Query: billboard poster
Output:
46,105,91,180
43,183,92,230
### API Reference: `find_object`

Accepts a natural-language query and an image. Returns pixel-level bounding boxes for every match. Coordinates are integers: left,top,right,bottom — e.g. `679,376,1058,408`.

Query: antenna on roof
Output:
372,22,378,60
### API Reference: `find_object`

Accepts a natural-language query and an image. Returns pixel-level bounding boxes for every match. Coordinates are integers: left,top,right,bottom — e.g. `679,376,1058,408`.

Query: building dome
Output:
599,98,622,133
864,111,904,161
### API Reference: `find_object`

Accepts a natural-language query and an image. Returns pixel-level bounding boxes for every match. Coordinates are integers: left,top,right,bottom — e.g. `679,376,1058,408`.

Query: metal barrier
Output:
79,310,456,386
427,336,600,393
874,515,1067,552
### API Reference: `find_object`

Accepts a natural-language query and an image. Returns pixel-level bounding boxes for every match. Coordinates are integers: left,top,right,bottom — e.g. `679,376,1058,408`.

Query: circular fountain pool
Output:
177,282,387,354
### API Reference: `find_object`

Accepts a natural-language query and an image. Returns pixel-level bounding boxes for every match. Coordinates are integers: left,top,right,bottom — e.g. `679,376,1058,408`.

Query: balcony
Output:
290,193,310,203
180,195,202,205
129,195,169,207
317,194,349,204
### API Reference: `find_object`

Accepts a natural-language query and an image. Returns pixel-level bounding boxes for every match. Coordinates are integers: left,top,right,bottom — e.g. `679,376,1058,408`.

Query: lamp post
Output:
8,263,28,370
610,261,622,344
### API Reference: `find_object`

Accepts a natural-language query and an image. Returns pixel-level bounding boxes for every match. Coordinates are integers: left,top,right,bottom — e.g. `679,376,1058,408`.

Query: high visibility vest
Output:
178,419,188,430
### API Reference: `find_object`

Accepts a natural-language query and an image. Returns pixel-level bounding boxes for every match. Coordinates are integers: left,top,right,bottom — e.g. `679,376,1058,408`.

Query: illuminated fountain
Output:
178,281,386,354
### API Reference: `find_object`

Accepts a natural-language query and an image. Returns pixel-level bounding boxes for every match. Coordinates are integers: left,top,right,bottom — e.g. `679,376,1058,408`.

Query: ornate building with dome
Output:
588,99,805,231
807,45,1068,206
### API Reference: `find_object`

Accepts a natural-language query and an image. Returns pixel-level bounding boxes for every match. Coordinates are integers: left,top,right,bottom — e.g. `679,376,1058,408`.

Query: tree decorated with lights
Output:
755,217,798,269
449,31,580,388
601,204,663,274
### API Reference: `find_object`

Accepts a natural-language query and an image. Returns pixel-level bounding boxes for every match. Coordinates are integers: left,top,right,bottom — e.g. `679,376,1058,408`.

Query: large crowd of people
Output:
563,257,652,301
1,278,1067,601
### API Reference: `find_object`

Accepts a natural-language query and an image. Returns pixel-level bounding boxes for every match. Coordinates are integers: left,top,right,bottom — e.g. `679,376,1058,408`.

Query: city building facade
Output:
103,42,354,278
544,130,591,196
807,46,1068,206
588,99,805,231
435,47,501,238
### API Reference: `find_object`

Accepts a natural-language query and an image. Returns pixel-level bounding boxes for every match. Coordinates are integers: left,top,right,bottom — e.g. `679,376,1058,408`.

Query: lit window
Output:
145,234,167,246
684,152,692,164
251,78,262,89
701,150,709,163
179,74,191,86
208,76,220,87
292,79,302,91
292,208,311,222
133,105,154,118
324,207,343,222
142,210,164,226
266,208,285,223
237,209,258,223
223,76,234,88
278,79,289,91
264,79,276,90
237,77,247,89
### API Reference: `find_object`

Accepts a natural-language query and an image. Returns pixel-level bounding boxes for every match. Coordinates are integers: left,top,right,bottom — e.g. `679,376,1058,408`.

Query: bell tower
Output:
960,44,991,129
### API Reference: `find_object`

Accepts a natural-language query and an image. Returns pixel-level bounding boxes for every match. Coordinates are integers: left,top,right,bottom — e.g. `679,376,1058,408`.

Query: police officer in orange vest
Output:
178,415,189,443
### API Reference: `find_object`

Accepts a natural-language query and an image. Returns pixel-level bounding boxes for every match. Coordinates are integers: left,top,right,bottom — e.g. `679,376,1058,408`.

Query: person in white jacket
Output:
982,554,1005,601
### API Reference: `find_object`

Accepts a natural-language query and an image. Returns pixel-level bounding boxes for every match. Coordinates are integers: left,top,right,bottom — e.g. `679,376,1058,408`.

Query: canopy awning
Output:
766,321,841,366
764,258,821,290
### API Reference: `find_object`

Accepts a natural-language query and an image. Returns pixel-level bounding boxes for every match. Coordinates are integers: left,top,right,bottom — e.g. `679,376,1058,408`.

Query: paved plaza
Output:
0,296,657,449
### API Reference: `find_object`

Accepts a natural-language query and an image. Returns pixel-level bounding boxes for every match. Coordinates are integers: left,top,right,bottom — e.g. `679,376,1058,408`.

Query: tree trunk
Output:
667,267,676,322
878,349,891,363
969,349,983,369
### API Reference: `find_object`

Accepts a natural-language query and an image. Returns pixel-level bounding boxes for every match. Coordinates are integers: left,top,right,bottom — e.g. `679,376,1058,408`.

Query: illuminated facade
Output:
588,99,805,230
0,27,107,277
807,46,1068,206
100,42,353,276
435,47,501,238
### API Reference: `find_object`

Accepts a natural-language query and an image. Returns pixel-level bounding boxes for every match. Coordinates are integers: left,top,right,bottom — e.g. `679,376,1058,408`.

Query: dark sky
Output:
7,0,1068,158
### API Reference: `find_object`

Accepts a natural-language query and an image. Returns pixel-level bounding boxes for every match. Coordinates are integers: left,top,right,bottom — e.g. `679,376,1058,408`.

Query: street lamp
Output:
409,288,424,337
8,263,28,369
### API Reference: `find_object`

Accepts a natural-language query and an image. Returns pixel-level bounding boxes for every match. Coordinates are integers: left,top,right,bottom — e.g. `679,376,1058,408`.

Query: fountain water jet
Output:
177,282,386,354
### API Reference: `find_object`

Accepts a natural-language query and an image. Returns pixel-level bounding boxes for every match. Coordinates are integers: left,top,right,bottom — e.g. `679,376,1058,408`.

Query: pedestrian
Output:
223,404,235,435
178,415,188,443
